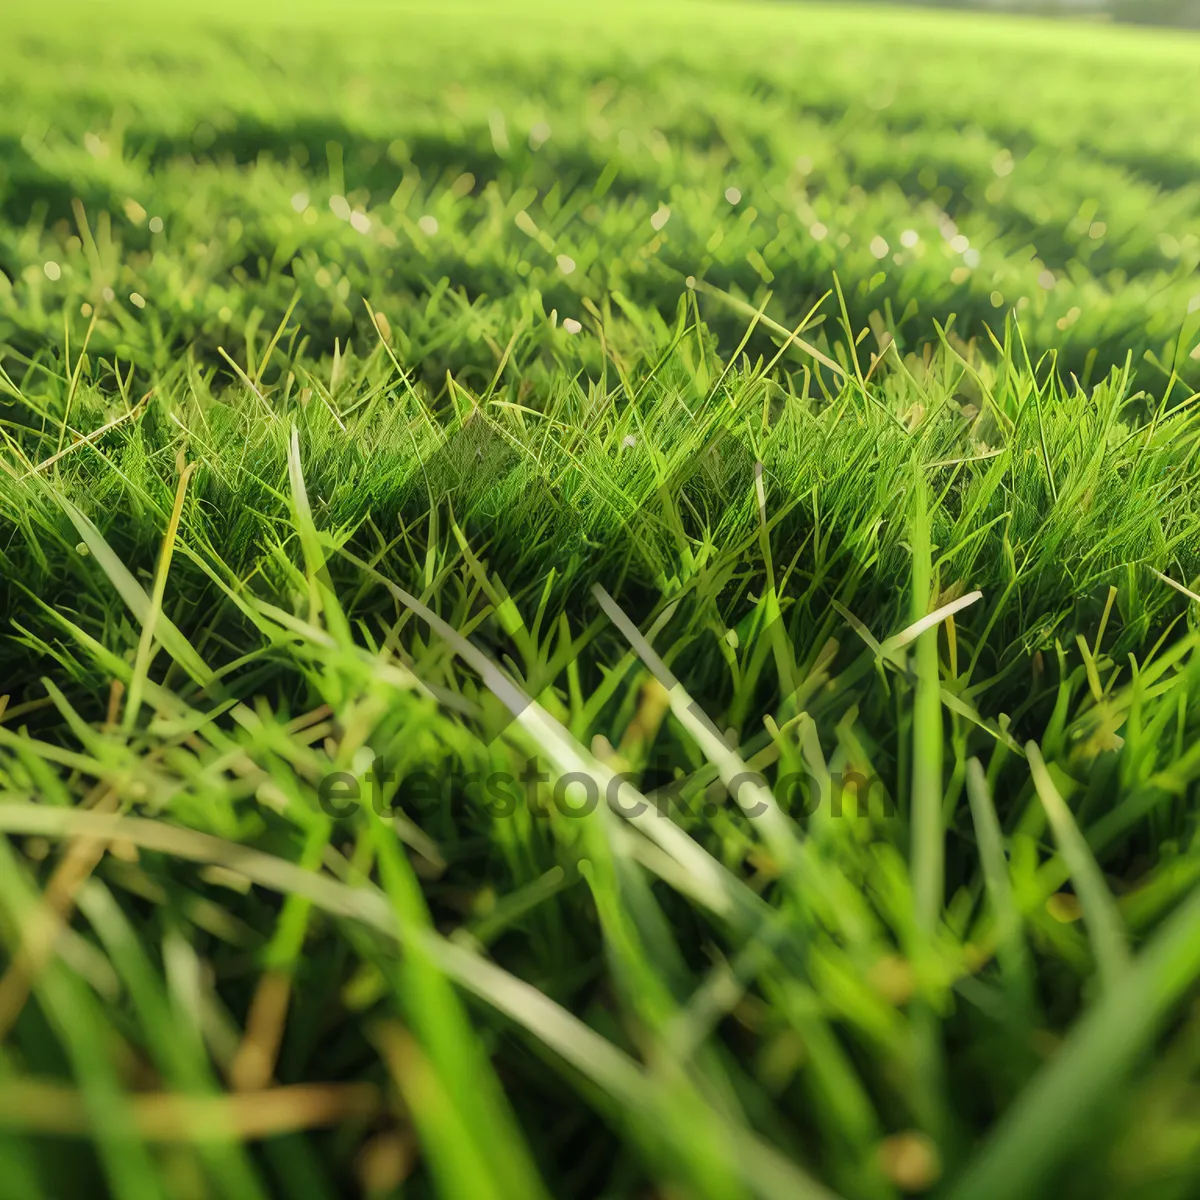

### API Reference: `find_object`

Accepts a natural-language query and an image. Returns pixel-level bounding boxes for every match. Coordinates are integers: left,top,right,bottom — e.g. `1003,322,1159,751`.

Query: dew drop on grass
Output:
43,261,61,281
590,734,614,759
130,292,146,309
878,1132,941,1192
867,954,915,1005
24,837,50,862
418,215,438,236
1047,892,1083,922
724,186,742,204
562,317,582,334
148,216,163,233
556,254,576,275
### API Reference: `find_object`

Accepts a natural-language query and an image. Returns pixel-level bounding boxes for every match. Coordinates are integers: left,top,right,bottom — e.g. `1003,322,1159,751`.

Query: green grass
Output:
2,1,1200,1197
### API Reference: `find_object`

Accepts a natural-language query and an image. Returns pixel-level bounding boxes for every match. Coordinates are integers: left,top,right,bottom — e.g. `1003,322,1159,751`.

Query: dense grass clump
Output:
2,2,1200,1198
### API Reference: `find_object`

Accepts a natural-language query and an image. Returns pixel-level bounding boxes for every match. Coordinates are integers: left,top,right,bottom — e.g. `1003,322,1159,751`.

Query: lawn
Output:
2,2,1200,1198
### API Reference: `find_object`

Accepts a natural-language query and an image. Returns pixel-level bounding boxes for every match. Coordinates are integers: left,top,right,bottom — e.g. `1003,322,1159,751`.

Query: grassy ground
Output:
2,2,1200,1198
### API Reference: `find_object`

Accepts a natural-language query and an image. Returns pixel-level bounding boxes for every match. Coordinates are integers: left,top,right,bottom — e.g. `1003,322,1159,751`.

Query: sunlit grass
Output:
2,2,1200,1198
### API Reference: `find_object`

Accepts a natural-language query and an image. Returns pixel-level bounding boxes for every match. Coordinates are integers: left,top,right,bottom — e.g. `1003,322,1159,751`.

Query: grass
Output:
2,1,1200,1197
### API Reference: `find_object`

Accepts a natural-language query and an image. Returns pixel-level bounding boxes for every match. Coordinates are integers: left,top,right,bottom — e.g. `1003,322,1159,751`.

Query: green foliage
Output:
2,3,1200,1199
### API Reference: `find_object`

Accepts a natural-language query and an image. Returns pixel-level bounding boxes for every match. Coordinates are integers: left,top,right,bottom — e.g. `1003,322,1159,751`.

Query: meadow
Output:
2,1,1200,1197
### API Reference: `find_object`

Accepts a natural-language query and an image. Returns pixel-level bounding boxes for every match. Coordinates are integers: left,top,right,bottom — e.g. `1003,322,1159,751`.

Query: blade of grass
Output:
1027,742,1131,991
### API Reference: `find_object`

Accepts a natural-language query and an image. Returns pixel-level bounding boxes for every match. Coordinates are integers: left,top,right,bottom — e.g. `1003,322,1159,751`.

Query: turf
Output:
2,2,1200,1198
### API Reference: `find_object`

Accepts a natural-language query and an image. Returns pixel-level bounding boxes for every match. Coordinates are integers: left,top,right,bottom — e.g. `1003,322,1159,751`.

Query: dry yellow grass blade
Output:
0,1078,381,1140
0,784,120,1042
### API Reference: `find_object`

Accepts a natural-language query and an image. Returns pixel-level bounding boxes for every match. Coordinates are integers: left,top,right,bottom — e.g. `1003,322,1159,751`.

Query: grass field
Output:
3,2,1200,1197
